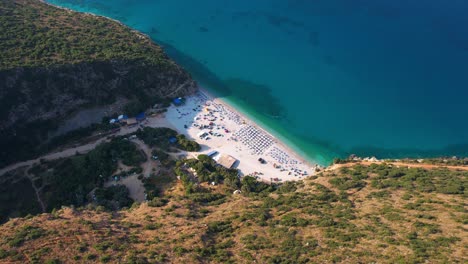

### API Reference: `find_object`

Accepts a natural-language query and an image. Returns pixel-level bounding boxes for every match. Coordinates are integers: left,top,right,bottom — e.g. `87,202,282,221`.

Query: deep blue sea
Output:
47,0,468,165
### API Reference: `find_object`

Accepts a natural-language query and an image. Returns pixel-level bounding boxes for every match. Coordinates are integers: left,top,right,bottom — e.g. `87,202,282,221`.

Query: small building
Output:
217,154,237,169
126,118,137,126
207,150,218,157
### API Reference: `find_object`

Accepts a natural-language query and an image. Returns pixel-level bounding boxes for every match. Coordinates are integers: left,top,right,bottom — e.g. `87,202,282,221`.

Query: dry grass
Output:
0,165,466,263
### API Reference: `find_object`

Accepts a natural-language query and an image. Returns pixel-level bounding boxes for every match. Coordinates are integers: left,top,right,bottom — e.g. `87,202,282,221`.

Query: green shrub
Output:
8,225,46,247
94,185,134,210
207,221,233,235
100,255,112,263
0,249,9,259
329,176,366,190
280,213,309,227
366,190,390,199
147,197,169,207
144,223,163,230
188,193,225,205
44,259,61,264
85,254,97,261
241,234,273,250
277,182,298,193
176,134,200,152
93,241,113,252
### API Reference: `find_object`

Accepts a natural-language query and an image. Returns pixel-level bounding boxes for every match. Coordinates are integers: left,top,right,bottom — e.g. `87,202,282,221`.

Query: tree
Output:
176,134,200,152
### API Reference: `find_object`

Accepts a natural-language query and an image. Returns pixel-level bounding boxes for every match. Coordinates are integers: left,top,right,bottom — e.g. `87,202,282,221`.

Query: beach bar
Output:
217,154,237,169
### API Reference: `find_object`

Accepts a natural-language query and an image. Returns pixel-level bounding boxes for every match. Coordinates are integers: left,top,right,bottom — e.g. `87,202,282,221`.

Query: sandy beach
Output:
0,88,317,185
36,0,320,177
164,88,320,182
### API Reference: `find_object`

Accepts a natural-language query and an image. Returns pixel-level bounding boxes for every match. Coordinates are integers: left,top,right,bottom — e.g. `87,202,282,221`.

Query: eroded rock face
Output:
0,59,197,130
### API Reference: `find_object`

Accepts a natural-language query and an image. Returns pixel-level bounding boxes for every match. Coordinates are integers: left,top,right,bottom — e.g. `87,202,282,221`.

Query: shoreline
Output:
0,1,462,184
197,86,320,169
164,89,319,181
40,0,153,41
41,0,323,168
38,0,321,180
39,0,468,167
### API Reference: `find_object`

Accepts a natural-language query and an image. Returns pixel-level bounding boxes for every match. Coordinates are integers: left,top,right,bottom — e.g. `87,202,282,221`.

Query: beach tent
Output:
118,114,128,120
136,112,146,121
109,119,117,124
207,150,218,157
173,97,184,106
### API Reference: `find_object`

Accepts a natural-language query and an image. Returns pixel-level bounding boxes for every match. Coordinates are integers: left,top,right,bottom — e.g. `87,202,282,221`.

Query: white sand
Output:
163,89,319,182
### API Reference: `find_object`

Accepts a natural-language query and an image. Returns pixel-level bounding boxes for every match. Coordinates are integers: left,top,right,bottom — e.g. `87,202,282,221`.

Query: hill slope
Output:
0,0,196,167
0,163,466,263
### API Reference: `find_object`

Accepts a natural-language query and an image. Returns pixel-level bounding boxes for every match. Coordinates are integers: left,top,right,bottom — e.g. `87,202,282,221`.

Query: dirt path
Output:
163,81,194,97
133,139,161,177
24,168,46,212
103,140,158,202
0,115,178,206
329,161,468,171
0,138,108,177
1,112,178,177
0,121,150,176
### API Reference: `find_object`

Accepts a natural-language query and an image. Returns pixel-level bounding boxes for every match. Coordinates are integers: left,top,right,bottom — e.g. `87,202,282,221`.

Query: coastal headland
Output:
0,1,467,263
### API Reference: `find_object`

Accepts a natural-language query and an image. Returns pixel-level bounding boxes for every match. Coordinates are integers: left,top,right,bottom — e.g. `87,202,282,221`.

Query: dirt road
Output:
0,115,174,177
329,161,468,171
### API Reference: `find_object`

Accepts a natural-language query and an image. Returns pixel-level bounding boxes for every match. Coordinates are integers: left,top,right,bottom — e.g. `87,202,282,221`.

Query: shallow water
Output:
47,0,468,165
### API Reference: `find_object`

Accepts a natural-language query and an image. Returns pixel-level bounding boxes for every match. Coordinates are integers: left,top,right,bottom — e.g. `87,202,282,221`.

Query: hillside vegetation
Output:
0,127,201,223
0,0,196,168
0,163,466,263
1,0,170,69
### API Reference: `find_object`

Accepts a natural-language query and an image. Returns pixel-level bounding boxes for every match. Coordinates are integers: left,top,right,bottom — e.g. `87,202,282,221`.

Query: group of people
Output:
268,146,292,164
268,146,311,176
205,98,242,126
179,94,236,139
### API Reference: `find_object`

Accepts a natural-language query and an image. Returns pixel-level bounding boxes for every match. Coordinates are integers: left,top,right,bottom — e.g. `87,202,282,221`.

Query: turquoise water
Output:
47,0,468,165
